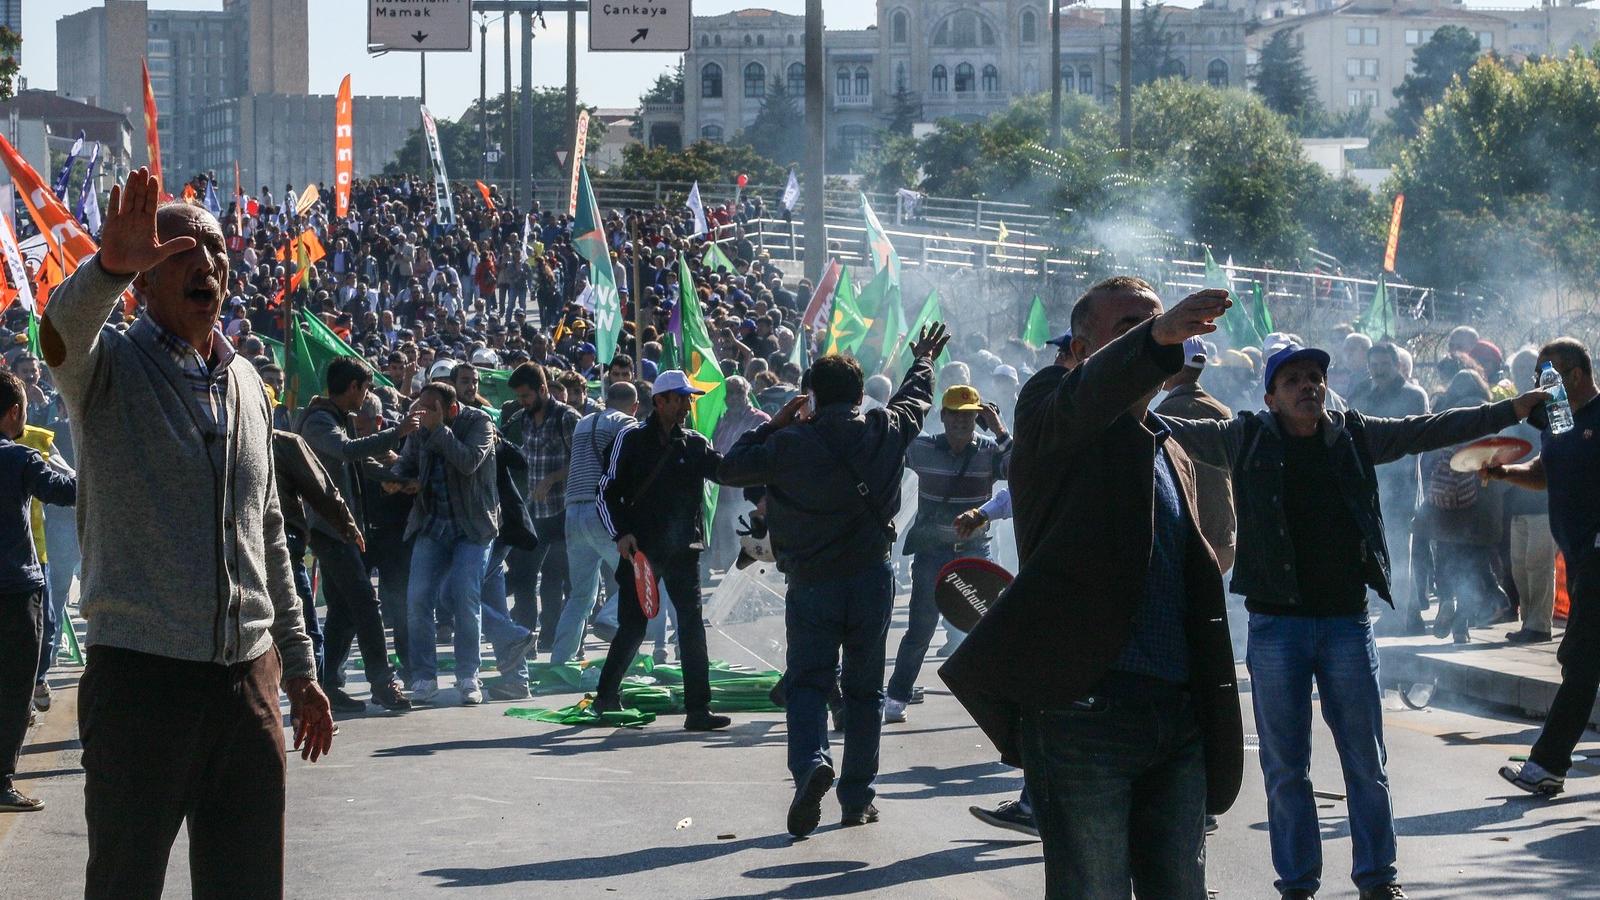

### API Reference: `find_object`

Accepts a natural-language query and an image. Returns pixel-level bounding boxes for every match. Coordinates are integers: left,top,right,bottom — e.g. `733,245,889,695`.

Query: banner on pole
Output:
1383,194,1405,274
334,74,354,219
419,105,455,227
566,108,591,218
141,59,163,191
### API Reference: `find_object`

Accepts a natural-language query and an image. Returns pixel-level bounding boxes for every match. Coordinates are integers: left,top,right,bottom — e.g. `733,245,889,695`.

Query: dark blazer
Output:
940,319,1244,816
1155,383,1237,572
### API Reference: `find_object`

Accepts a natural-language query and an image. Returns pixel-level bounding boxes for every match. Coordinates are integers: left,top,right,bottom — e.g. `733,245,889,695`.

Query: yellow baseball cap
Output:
941,384,983,412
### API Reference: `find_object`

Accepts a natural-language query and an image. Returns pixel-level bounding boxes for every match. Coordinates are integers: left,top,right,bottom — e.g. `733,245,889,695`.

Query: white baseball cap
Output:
1183,336,1208,369
652,370,706,396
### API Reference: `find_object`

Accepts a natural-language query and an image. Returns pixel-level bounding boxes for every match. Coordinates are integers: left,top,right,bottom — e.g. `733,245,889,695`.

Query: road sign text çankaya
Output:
589,0,692,52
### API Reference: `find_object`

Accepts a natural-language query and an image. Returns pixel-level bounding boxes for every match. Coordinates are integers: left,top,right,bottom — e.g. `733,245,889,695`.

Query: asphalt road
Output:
4,609,1599,899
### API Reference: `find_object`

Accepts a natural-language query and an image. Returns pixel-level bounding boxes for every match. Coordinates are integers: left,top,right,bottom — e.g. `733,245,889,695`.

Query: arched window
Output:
982,21,996,45
788,62,805,96
701,124,724,143
700,35,709,48
788,34,796,46
955,62,975,92
932,64,949,92
1021,9,1038,44
1207,58,1229,88
744,62,767,97
953,12,977,46
855,66,870,96
701,62,723,99
896,61,908,92
1023,62,1039,93
1078,66,1092,95
892,10,909,44
757,34,765,46
743,34,752,46
1163,58,1187,80
837,66,852,96
982,64,999,92
714,35,721,47
840,124,873,157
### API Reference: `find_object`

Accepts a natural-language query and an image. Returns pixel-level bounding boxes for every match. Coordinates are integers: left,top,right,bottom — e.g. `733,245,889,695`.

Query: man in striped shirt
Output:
885,385,1011,724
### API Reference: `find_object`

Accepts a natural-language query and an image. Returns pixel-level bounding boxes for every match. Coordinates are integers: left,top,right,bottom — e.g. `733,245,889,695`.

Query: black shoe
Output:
325,687,367,713
684,711,731,732
841,803,879,827
591,694,622,715
968,798,1038,837
787,762,835,838
1204,814,1219,835
1281,891,1316,900
371,681,412,711
0,786,43,812
1506,629,1553,644
1358,884,1407,900
1432,604,1455,639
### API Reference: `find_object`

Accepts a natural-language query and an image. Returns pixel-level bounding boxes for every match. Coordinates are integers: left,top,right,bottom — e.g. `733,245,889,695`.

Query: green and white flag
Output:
890,288,948,380
676,255,728,538
855,268,905,376
861,192,900,285
703,240,737,276
1021,295,1049,350
824,267,871,357
573,165,622,367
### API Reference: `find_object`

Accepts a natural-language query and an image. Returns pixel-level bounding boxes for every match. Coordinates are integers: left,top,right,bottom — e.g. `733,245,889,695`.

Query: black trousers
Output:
365,528,412,683
1532,549,1600,776
597,552,711,713
308,531,393,689
0,589,42,785
81,646,286,900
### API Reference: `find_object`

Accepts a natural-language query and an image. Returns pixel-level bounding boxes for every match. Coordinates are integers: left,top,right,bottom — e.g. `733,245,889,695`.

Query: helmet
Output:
428,358,458,381
471,347,500,366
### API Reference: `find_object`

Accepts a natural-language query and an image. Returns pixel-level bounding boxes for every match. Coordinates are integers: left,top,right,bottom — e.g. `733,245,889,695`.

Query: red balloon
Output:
736,174,749,187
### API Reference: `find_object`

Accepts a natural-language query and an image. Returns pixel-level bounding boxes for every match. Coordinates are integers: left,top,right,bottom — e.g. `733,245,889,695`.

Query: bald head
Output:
134,202,229,349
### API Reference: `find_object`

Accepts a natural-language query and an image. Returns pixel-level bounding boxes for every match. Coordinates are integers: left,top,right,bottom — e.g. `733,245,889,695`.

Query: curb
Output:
1377,633,1600,729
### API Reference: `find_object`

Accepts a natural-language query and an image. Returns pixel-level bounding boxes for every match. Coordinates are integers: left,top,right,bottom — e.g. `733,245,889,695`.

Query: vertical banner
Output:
73,142,101,226
566,108,590,218
1383,193,1405,273
781,168,800,213
0,209,36,313
686,181,706,237
334,74,354,219
572,165,620,366
141,58,163,190
419,106,455,227
53,131,85,200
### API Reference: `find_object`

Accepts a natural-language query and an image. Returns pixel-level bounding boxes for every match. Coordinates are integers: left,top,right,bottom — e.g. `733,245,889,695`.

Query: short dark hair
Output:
609,353,634,370
418,381,457,409
325,357,373,396
810,354,864,407
0,370,22,419
1541,337,1592,378
507,361,547,391
1070,275,1157,336
1368,341,1402,364
451,362,478,381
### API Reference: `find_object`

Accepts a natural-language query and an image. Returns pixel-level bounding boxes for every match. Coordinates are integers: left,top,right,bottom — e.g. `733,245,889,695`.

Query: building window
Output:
714,35,721,46
855,66,870,96
932,64,948,92
744,34,752,46
1347,26,1377,45
1207,58,1229,87
1365,58,1378,77
1364,89,1378,106
788,34,796,46
745,62,767,97
1347,89,1362,108
892,10,909,44
953,12,977,46
837,66,852,96
1163,58,1187,80
701,35,709,47
1021,9,1038,45
701,124,724,143
840,124,873,157
982,64,999,92
896,61,908,92
1404,29,1419,45
788,62,805,95
757,34,765,46
1079,66,1092,95
955,62,975,92
701,63,723,98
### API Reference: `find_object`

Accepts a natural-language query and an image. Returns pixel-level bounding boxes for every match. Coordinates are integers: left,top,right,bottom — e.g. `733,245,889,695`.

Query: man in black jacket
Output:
594,370,727,732
720,324,949,839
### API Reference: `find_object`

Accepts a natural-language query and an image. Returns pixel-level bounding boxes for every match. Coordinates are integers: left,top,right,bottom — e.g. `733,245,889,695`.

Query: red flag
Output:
802,259,842,331
475,180,496,211
181,184,196,201
1383,194,1405,273
334,75,354,219
141,58,164,195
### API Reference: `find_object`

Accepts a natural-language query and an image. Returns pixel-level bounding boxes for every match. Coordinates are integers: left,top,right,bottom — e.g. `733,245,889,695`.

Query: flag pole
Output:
630,215,642,362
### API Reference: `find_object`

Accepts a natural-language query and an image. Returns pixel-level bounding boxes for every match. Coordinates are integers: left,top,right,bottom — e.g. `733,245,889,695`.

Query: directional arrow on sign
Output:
630,28,649,44
411,30,428,43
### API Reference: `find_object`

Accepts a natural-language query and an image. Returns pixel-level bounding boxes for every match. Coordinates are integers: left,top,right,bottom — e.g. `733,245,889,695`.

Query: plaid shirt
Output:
143,316,236,435
519,397,580,519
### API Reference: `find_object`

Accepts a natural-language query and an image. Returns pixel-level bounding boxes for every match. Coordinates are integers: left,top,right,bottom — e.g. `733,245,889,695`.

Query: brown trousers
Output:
79,645,287,900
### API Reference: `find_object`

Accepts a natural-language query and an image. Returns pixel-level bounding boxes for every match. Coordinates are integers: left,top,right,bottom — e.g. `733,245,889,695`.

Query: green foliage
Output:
1253,29,1322,129
610,140,786,187
737,77,806,168
884,86,921,137
0,28,17,102
1392,52,1600,292
1391,26,1482,136
640,66,684,105
1131,3,1184,86
385,89,604,179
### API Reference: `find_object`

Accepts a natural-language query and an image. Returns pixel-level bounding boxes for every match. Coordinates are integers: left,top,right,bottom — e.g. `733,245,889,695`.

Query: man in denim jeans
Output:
720,325,948,839
1168,344,1548,900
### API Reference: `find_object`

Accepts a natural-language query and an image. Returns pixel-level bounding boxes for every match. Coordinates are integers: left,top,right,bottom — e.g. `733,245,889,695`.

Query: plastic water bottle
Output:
1540,362,1574,435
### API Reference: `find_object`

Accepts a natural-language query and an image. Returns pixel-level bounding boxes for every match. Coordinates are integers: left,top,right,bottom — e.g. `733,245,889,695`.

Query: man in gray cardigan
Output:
41,169,333,899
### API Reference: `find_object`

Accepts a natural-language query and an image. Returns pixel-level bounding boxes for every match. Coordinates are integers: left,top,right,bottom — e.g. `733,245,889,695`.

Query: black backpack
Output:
494,435,540,551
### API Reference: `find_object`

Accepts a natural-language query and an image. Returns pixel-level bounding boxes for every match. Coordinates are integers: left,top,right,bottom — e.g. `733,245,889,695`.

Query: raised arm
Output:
1163,415,1250,471
427,413,496,475
1358,393,1539,465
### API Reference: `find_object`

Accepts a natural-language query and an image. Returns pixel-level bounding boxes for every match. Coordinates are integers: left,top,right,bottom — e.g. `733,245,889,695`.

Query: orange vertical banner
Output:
1383,193,1404,273
334,74,354,219
141,58,164,191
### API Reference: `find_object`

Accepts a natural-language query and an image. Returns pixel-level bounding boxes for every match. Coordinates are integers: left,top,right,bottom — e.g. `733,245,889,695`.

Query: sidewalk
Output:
1376,624,1600,728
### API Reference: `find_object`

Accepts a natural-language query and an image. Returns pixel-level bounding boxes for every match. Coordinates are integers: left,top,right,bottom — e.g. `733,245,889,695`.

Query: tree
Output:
0,28,18,101
386,88,604,179
633,65,685,140
610,140,786,187
738,77,805,167
1253,29,1322,130
884,86,920,136
1130,2,1182,86
1391,26,1481,136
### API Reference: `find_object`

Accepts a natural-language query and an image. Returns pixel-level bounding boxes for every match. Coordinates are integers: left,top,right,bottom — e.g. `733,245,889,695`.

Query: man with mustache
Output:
1165,344,1548,900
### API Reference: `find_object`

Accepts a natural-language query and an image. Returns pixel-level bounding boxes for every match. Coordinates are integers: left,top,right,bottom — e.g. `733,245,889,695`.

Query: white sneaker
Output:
883,698,908,724
31,682,50,712
1500,759,1564,795
409,678,439,703
459,678,484,705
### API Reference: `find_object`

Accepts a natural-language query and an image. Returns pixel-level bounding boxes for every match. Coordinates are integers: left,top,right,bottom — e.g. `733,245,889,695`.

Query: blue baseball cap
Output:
1263,344,1331,392
576,342,597,356
1045,329,1072,348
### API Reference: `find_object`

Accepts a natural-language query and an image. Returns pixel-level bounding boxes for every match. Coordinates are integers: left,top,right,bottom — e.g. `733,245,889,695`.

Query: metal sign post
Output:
588,0,691,52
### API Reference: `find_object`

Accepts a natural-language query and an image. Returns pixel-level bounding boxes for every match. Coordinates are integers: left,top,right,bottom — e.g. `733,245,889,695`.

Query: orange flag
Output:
475,180,496,211
272,229,327,307
334,75,354,219
141,58,164,194
181,183,196,201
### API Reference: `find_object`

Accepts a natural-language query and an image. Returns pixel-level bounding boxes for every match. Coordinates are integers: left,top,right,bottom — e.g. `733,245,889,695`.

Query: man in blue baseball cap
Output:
1165,343,1550,900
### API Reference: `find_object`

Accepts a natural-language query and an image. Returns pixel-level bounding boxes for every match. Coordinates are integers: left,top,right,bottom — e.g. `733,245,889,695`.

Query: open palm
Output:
97,167,197,277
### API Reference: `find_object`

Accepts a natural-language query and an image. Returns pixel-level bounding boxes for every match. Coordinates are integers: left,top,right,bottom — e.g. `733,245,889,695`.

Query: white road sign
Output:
589,0,692,52
369,0,472,52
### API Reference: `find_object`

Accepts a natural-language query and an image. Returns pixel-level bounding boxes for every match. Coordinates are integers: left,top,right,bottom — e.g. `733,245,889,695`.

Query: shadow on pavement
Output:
1401,821,1600,899
711,838,1037,899
418,834,793,886
872,761,1024,801
373,721,790,758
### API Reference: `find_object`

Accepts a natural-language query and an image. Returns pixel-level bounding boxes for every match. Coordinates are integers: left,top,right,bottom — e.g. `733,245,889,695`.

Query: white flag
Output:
686,181,707,237
0,212,36,313
782,168,800,213
521,213,532,256
84,185,102,235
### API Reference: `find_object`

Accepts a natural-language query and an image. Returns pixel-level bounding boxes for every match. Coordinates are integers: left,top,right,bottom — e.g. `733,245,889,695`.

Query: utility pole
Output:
1119,0,1132,160
419,52,429,178
1050,0,1062,149
479,17,489,181
567,2,579,183
802,0,825,283
503,14,513,205
520,10,534,209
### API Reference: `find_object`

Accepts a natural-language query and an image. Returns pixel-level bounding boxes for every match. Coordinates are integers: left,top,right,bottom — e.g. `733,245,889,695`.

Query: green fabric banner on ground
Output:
1021,295,1049,350
504,657,784,728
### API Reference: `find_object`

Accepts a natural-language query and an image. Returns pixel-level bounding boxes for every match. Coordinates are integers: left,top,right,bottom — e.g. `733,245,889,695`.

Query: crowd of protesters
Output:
0,163,1593,900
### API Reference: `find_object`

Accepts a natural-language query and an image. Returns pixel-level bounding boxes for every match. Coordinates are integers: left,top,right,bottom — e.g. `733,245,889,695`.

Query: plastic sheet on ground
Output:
504,657,784,727
702,563,790,672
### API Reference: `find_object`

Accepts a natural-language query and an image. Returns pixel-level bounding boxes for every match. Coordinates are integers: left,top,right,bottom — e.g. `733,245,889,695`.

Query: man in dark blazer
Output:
941,277,1240,899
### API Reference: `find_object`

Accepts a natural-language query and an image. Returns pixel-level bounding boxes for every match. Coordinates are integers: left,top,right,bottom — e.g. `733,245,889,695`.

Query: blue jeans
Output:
1247,612,1397,894
784,562,894,812
552,504,619,664
407,532,492,683
480,540,534,684
33,564,61,683
1020,688,1208,899
887,544,988,703
284,530,323,678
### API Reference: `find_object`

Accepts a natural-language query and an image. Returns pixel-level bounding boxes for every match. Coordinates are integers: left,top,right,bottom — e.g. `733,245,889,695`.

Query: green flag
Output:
573,165,622,367
860,192,900,285
478,367,515,409
1249,281,1274,341
26,310,39,357
1021,295,1049,350
890,289,948,380
824,267,871,356
1358,275,1395,341
703,241,737,276
282,313,317,412
856,269,905,376
676,255,728,538
854,261,888,320
298,310,394,389
1207,247,1258,349
260,335,285,369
